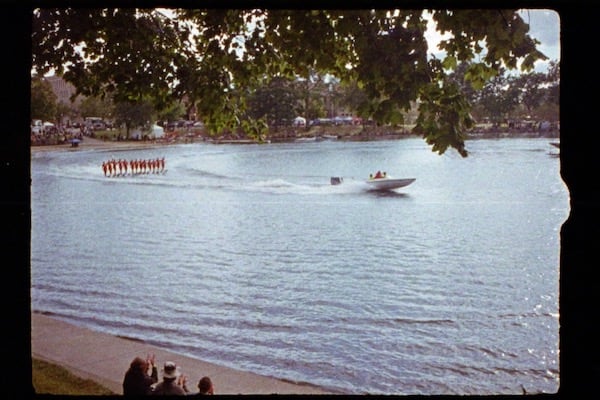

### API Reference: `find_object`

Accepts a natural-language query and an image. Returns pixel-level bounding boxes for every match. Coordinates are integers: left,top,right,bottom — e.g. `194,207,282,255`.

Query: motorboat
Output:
365,176,415,191
330,174,415,191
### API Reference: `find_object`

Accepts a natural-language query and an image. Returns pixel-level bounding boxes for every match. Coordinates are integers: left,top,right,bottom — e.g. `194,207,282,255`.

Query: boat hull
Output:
365,178,415,190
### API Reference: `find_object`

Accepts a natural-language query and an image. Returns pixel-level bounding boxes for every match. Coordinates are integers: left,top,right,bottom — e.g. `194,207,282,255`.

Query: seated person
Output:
151,361,189,395
197,376,214,395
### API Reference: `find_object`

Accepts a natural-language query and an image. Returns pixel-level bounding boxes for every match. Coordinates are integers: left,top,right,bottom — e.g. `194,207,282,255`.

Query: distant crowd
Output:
123,354,214,396
102,157,165,177
31,123,87,146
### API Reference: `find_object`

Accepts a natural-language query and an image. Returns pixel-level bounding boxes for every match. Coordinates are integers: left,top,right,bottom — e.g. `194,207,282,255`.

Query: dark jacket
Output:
151,379,187,395
123,365,158,395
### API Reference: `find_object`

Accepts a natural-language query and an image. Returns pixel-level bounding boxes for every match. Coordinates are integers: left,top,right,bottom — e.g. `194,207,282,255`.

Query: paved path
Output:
31,313,332,395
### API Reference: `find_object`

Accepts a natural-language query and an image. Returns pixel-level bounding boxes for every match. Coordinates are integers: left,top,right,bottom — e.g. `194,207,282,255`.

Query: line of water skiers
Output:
102,157,165,177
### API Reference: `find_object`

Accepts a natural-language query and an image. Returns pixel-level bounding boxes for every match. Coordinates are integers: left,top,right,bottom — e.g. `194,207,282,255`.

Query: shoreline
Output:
30,137,176,154
31,311,335,395
30,131,560,155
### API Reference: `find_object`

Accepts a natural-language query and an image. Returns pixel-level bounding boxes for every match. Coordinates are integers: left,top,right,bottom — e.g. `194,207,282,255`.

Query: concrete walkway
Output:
31,313,333,395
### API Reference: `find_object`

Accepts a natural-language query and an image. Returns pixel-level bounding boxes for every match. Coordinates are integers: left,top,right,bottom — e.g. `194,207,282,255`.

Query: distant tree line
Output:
450,60,559,127
32,59,559,137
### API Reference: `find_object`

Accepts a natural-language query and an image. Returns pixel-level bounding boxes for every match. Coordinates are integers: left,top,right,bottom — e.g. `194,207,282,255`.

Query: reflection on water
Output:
366,190,411,199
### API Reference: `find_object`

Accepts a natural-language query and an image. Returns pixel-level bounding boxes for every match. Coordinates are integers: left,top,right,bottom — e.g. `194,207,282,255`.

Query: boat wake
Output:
32,153,411,197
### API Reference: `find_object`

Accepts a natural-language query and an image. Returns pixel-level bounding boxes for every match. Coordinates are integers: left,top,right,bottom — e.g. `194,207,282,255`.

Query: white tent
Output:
293,116,306,127
133,124,165,139
129,124,165,140
150,124,165,139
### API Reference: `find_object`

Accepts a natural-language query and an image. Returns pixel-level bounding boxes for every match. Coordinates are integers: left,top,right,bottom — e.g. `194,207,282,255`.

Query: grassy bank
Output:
32,357,115,395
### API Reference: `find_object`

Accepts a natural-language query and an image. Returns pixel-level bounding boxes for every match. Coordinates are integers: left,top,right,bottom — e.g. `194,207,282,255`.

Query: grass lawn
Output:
32,357,115,395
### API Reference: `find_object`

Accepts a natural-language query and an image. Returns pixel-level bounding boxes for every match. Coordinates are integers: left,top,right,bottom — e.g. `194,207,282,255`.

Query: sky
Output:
518,9,561,71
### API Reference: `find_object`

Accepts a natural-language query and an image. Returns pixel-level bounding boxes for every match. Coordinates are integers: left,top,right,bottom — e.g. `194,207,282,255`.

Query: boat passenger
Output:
374,171,382,179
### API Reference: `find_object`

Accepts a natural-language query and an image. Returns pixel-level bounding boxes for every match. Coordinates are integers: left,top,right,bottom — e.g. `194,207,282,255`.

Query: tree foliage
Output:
31,8,548,156
112,100,155,138
30,75,57,121
293,71,329,122
78,95,113,120
512,72,547,115
247,77,299,130
545,60,560,106
156,101,187,125
477,71,520,125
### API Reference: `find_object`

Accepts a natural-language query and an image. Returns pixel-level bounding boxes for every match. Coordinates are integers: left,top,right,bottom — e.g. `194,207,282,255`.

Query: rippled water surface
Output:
31,138,567,394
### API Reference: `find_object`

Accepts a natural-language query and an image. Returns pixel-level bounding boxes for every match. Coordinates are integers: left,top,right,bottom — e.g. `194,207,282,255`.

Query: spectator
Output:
151,361,189,395
123,354,158,395
196,376,214,395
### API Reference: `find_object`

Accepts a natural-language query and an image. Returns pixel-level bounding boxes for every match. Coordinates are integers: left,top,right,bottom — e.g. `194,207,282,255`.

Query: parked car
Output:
92,121,107,130
334,116,353,125
166,120,185,131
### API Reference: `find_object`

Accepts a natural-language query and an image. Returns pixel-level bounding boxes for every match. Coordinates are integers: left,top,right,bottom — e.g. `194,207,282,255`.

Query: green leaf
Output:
442,55,457,70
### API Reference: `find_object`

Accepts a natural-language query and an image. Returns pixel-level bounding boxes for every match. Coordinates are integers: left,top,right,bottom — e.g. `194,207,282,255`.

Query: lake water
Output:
30,137,567,395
